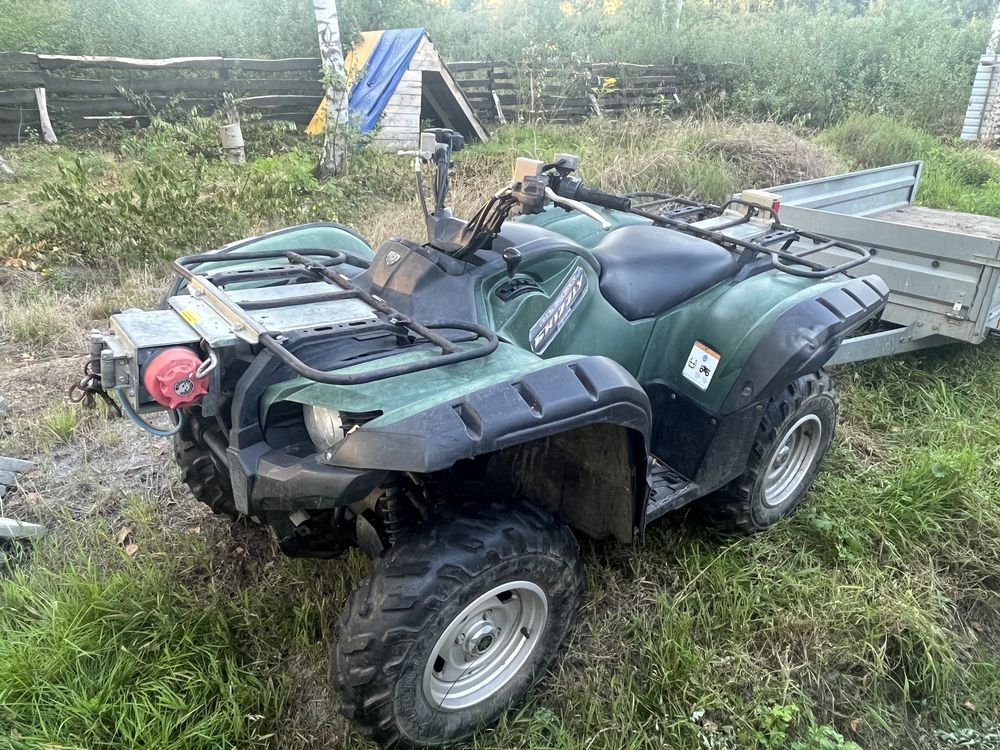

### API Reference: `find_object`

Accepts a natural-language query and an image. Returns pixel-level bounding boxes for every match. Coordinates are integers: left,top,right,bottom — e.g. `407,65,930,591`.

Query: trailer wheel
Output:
699,369,837,535
173,407,238,520
333,500,584,748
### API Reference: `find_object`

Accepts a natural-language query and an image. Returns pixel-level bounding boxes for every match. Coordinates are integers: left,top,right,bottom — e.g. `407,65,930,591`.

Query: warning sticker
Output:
682,341,721,391
179,308,200,326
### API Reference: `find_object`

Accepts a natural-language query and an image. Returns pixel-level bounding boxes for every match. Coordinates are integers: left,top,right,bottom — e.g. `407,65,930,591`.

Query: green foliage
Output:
756,703,801,749
792,725,864,750
0,113,411,267
819,113,938,169
40,403,81,444
0,0,990,133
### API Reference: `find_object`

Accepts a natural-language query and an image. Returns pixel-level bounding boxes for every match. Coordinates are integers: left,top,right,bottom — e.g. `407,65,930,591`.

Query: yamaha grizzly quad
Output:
77,129,887,748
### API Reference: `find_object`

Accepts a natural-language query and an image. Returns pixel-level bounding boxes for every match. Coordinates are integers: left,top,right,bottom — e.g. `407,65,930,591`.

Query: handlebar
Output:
555,177,632,213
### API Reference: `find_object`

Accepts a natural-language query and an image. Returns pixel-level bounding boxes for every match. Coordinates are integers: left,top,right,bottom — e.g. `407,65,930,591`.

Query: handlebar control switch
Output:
553,153,580,173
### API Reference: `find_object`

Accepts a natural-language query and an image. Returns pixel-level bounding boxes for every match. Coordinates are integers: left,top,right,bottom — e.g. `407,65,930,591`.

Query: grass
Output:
2,115,1000,749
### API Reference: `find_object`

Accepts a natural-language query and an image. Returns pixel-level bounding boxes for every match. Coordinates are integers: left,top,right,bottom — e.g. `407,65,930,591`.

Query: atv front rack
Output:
171,248,499,385
625,193,872,279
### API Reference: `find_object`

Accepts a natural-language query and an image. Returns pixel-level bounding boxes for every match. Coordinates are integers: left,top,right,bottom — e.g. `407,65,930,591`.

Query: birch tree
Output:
313,0,349,178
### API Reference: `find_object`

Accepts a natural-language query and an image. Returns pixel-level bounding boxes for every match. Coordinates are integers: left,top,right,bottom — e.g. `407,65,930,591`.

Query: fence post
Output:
220,92,245,164
585,63,602,117
487,64,506,125
34,86,57,144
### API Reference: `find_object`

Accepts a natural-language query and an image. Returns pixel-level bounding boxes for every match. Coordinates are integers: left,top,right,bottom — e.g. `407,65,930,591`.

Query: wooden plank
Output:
455,78,493,89
0,106,34,122
41,77,125,95
447,61,494,72
0,51,39,66
628,75,679,84
41,75,319,96
390,93,422,107
0,90,37,105
0,121,35,136
385,106,422,118
0,71,44,87
48,96,140,113
432,67,488,142
69,114,149,130
50,96,217,115
409,37,438,72
257,111,313,122
238,94,321,109
225,57,321,72
38,54,226,71
591,62,679,72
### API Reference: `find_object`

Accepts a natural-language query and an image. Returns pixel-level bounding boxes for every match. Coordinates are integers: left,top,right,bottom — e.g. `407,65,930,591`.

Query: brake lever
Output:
544,186,612,231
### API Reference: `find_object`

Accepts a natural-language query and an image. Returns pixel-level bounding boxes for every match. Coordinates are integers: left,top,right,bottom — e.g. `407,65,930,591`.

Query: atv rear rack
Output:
625,193,872,279
171,248,499,385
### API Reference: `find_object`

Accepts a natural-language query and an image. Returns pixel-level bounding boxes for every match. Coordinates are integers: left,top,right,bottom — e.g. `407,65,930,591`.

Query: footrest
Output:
646,460,700,522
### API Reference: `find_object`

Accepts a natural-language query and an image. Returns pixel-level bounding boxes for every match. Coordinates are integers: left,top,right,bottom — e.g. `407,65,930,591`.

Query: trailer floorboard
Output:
874,205,1000,238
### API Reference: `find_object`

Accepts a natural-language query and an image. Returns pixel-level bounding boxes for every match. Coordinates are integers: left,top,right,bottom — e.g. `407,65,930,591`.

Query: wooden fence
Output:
449,60,685,124
0,51,324,142
0,52,703,143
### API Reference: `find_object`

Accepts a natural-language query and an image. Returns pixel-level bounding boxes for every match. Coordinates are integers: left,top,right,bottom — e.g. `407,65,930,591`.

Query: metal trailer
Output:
762,162,1000,364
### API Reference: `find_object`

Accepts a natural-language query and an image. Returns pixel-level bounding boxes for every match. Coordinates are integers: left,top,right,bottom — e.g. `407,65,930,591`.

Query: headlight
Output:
304,405,345,449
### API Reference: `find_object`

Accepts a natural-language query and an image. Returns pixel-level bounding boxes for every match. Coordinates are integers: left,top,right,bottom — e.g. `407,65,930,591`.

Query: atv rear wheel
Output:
173,407,238,520
332,501,584,748
699,369,837,534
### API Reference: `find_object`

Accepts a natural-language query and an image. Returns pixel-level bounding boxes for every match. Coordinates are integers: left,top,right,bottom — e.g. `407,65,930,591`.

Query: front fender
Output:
320,355,650,474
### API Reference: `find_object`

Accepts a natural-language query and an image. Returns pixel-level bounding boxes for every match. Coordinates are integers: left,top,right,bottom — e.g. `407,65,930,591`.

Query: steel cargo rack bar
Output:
625,192,872,279
171,248,499,386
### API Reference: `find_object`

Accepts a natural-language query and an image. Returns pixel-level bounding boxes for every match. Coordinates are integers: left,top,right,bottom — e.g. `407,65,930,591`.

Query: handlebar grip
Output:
558,180,632,212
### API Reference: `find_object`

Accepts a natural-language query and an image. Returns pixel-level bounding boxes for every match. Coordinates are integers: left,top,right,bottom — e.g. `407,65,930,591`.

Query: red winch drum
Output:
142,347,209,409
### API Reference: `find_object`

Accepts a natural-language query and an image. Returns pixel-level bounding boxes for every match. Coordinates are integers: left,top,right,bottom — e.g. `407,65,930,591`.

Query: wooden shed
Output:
311,29,489,150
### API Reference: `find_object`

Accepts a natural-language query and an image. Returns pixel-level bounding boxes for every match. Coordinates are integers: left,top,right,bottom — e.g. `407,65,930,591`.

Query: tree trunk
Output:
313,0,349,179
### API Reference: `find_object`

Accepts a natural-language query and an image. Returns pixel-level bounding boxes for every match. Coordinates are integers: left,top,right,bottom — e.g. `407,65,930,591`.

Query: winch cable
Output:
114,387,185,438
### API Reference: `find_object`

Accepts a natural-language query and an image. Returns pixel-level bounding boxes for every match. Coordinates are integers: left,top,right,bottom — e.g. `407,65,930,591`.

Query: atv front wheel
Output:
333,501,584,748
699,369,837,534
173,406,238,520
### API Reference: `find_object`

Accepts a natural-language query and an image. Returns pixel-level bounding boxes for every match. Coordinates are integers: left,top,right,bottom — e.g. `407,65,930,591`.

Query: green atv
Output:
78,129,887,747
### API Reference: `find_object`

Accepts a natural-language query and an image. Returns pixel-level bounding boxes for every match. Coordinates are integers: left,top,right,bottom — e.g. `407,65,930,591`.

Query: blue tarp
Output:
348,28,426,134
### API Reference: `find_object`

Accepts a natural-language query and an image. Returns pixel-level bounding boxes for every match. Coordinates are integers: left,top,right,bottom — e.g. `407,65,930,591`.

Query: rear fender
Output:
719,274,889,412
639,272,888,417
639,272,887,491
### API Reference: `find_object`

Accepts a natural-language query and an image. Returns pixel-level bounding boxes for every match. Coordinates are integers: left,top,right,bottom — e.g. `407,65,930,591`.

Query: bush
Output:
0,114,412,267
818,113,938,169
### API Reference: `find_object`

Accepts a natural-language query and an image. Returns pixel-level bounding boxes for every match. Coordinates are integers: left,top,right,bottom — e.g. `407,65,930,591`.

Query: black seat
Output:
592,224,738,320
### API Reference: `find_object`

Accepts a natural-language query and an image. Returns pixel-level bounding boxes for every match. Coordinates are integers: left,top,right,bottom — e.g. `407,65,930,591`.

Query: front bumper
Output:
225,441,389,514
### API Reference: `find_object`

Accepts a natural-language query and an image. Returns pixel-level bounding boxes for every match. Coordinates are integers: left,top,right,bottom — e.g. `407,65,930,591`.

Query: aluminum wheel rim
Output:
762,414,823,508
422,580,548,712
